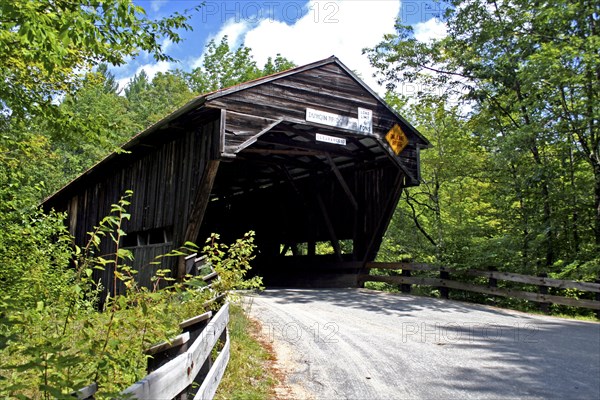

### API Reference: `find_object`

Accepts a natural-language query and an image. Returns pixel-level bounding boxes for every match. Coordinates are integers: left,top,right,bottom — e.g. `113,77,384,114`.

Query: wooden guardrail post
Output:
439,268,450,299
180,311,214,394
538,273,550,314
488,267,498,305
400,268,411,293
596,279,600,320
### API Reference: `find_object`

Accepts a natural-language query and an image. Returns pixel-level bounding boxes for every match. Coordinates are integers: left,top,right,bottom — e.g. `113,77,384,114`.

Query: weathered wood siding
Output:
208,62,422,183
46,114,220,292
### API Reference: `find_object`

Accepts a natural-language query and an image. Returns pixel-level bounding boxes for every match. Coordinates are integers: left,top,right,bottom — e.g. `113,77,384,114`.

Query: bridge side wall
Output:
45,114,220,293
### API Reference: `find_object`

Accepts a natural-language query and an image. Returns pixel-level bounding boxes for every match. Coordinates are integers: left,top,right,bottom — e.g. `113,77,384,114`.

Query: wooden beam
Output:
326,154,358,210
144,332,190,356
376,138,417,184
178,160,220,279
243,148,325,157
361,170,405,262
316,193,343,262
232,118,283,153
237,151,320,172
259,135,355,157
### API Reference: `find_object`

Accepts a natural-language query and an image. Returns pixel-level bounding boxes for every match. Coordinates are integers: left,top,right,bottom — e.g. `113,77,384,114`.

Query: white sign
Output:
316,133,346,146
306,108,358,131
358,107,373,134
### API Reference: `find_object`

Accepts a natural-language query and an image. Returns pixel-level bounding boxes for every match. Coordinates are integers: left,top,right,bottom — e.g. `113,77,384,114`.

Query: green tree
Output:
124,70,151,100
366,0,599,276
126,70,195,130
187,36,296,93
187,36,261,93
0,0,196,119
47,70,138,184
380,95,495,267
262,54,297,75
97,64,120,95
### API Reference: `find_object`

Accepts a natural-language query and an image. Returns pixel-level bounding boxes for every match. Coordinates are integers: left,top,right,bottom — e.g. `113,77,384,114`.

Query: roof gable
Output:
44,56,428,206
206,56,429,147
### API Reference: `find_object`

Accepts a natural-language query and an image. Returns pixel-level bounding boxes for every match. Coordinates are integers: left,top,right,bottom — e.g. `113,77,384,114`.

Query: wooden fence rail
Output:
122,302,230,399
76,253,230,400
361,262,600,312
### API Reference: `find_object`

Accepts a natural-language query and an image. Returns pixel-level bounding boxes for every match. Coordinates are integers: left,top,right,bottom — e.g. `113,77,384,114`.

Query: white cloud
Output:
135,60,172,80
160,38,173,53
116,60,173,93
213,18,251,47
413,17,447,42
150,0,163,13
191,18,252,69
246,0,400,91
194,0,401,93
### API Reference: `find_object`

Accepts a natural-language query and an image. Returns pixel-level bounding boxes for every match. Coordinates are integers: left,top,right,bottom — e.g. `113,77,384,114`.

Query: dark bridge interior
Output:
200,121,402,286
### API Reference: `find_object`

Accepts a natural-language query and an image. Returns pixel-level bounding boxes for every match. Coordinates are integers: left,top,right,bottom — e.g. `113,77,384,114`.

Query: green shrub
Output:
0,192,261,398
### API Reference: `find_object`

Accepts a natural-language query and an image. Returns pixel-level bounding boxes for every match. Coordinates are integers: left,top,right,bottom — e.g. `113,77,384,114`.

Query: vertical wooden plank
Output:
155,148,164,228
68,195,78,236
316,194,342,262
178,160,220,279
220,109,226,156
488,266,498,305
595,279,600,319
400,269,411,293
538,273,550,314
439,269,450,299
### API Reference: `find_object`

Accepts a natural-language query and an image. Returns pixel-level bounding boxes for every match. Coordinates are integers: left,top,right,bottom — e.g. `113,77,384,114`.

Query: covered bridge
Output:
43,56,429,290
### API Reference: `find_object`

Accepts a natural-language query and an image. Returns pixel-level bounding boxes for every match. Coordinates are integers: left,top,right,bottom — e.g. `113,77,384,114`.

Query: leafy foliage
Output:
204,231,263,296
0,0,197,118
125,70,195,131
187,36,295,94
0,192,261,398
368,0,600,286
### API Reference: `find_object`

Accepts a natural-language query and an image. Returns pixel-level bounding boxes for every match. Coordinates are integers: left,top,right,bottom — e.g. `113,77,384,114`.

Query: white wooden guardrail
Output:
122,302,230,399
76,254,230,399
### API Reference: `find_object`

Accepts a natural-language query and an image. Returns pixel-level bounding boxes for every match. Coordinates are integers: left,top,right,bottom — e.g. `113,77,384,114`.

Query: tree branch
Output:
405,191,437,247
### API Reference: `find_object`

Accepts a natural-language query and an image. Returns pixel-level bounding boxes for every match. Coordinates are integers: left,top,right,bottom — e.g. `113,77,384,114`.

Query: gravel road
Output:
246,288,600,400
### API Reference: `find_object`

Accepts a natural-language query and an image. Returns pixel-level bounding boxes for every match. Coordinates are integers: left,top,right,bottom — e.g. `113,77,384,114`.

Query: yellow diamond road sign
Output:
386,124,409,155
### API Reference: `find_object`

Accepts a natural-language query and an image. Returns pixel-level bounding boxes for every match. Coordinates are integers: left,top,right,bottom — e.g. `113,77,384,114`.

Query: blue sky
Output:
114,1,447,93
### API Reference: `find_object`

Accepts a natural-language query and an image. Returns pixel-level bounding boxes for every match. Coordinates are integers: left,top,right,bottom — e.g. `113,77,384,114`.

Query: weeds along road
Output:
246,288,600,400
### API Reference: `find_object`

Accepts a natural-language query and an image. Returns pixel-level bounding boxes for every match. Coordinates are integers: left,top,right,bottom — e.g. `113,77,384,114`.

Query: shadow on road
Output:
250,288,600,399
258,287,542,318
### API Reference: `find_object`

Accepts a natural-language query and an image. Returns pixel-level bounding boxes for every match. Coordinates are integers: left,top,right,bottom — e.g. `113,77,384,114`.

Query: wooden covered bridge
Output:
43,56,430,290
